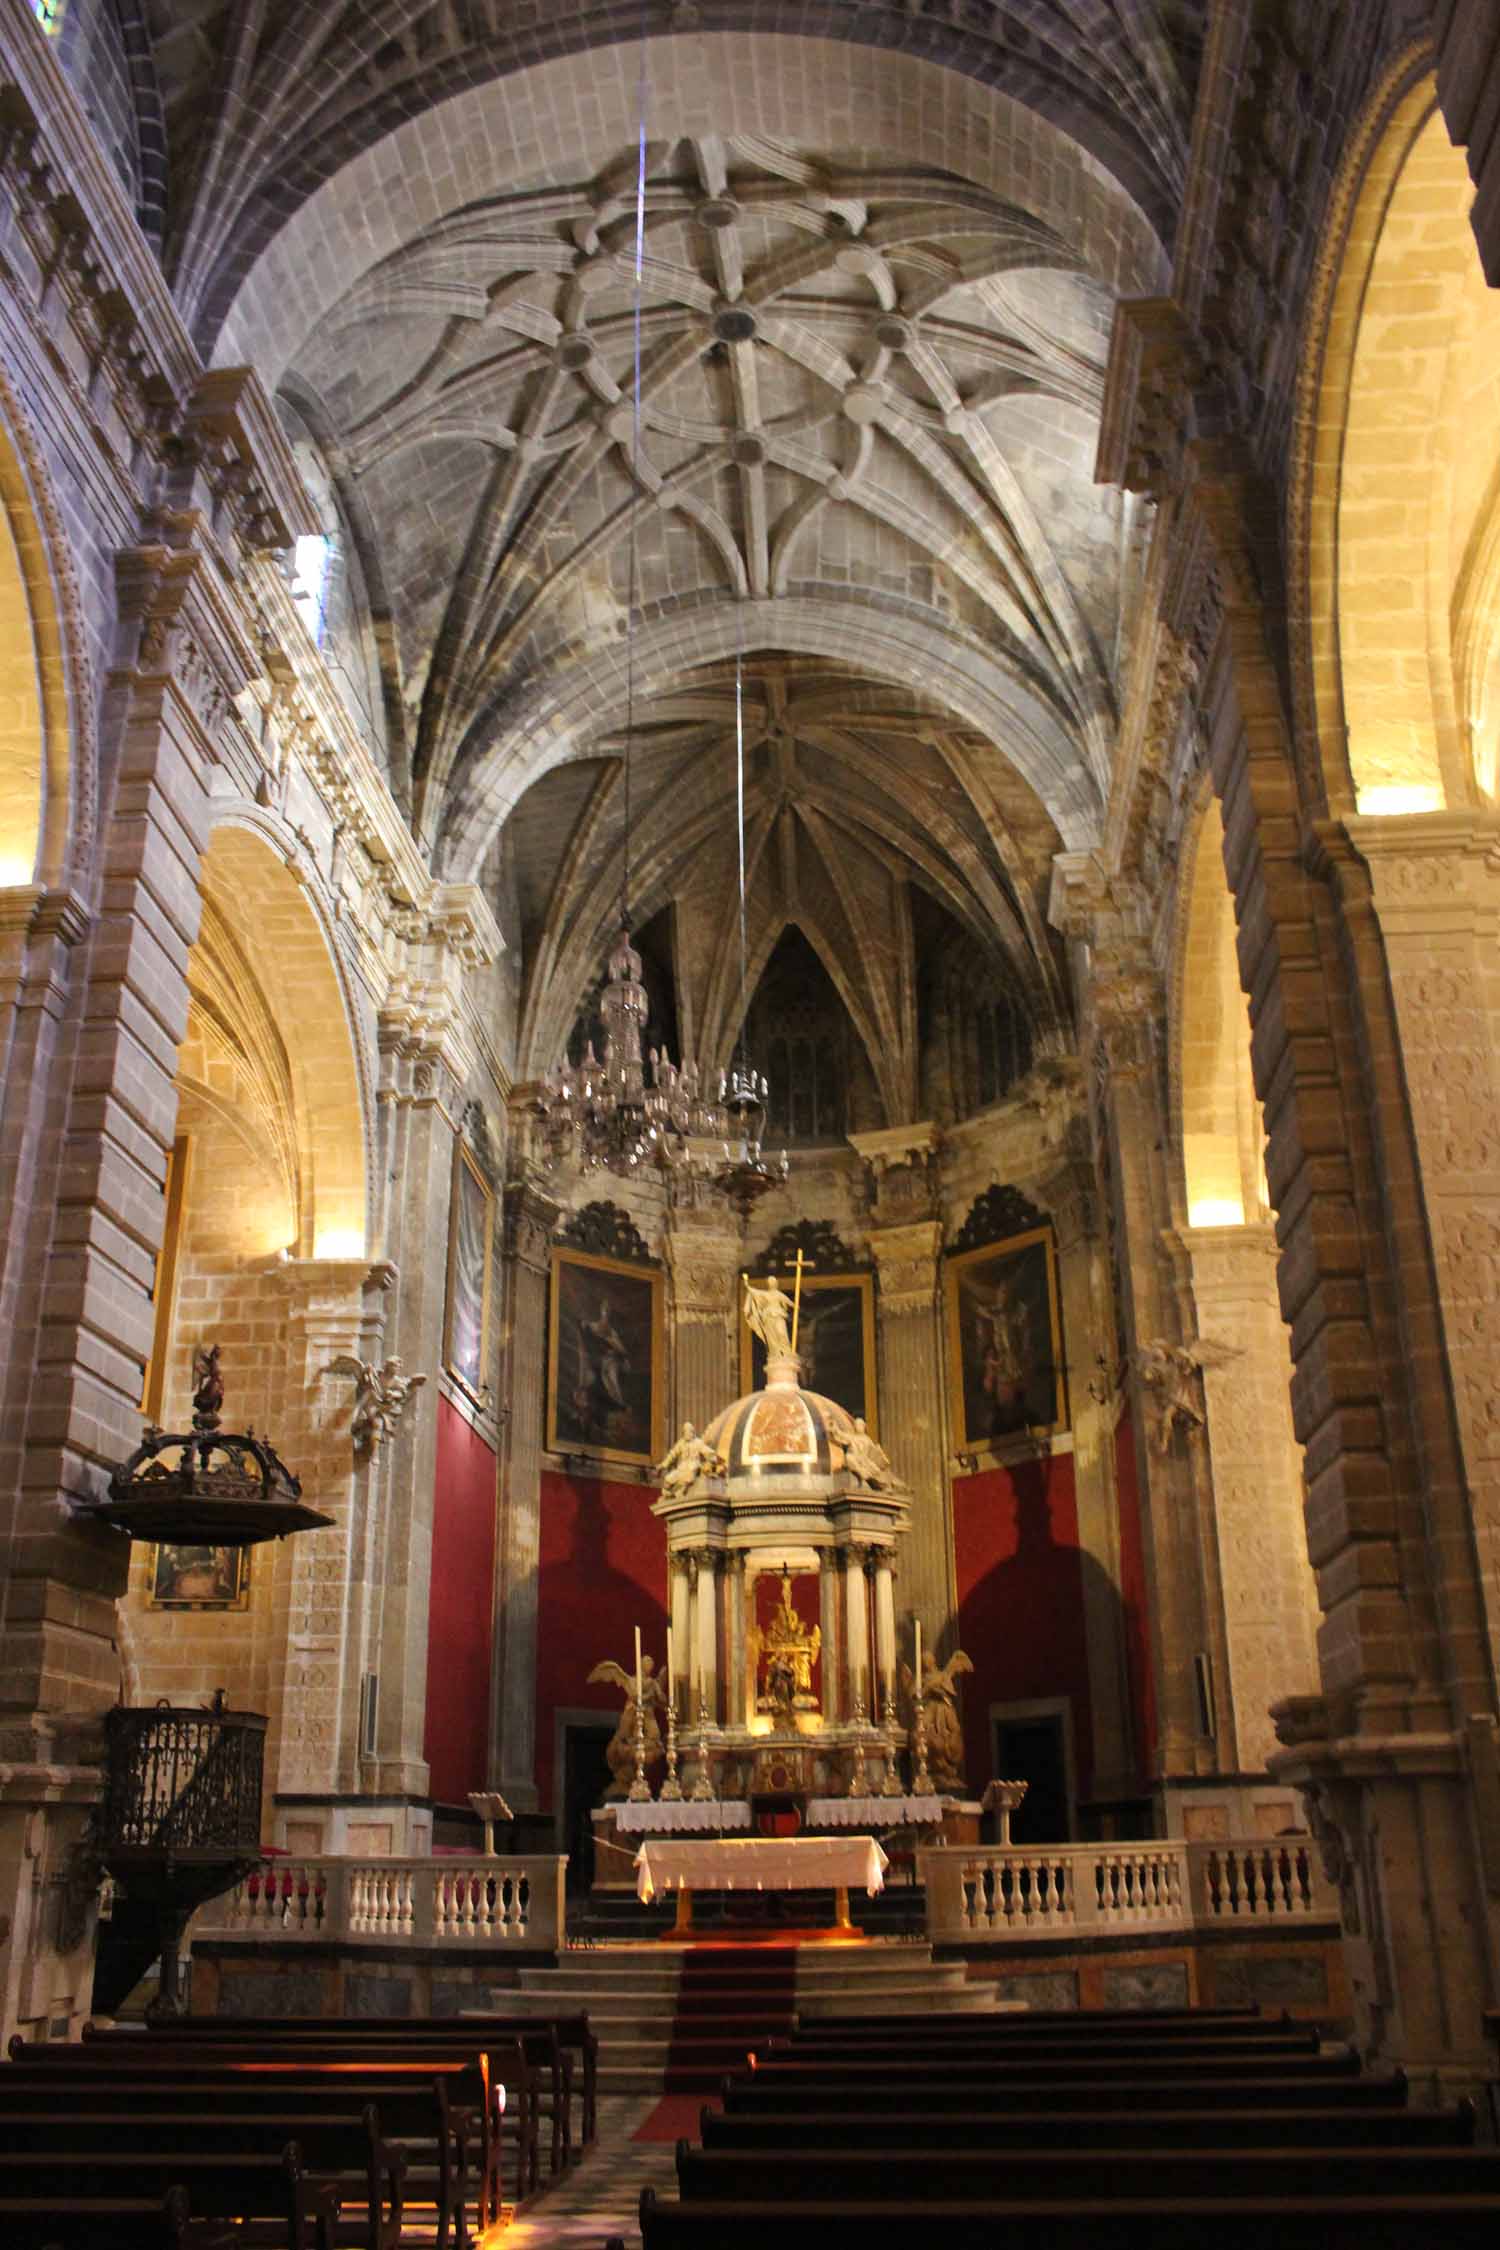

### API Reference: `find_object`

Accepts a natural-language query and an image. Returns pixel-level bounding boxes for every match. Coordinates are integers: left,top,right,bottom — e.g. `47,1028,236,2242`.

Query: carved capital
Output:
869,1218,942,1316
503,1178,561,1276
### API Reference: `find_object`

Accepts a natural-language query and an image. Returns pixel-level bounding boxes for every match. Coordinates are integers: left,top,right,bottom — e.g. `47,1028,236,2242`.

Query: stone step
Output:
797,1984,1003,2016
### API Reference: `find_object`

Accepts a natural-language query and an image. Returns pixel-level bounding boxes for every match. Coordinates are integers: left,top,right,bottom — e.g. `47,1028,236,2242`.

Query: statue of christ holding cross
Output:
742,1248,814,1366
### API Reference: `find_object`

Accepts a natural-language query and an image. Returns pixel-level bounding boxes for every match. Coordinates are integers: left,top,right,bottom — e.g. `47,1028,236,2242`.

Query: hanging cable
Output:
621,19,649,933
737,638,750,1037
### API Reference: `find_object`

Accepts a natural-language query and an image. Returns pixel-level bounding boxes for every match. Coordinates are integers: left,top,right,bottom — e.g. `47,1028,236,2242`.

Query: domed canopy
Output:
704,1373,857,1479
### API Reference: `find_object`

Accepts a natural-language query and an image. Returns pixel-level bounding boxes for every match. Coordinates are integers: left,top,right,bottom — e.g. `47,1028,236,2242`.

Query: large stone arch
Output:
210,31,1169,383
0,361,93,893
196,818,372,1259
1294,52,1500,816
441,594,1104,883
1170,789,1265,1231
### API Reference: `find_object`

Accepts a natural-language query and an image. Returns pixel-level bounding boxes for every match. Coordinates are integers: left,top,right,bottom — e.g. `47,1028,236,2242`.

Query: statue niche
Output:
752,1566,821,1721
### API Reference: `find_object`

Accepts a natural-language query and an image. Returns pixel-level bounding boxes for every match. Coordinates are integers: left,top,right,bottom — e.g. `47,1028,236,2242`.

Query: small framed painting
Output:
147,1542,250,1610
945,1225,1066,1453
547,1246,665,1467
739,1271,877,1434
444,1140,496,1402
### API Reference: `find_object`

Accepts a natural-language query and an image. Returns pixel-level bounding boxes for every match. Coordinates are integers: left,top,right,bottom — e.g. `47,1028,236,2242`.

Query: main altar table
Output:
634,1834,888,1935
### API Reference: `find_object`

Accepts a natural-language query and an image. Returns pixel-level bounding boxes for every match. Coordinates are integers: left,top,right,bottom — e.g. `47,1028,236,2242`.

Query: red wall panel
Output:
951,1450,1094,1797
424,1397,497,1805
534,1468,668,1811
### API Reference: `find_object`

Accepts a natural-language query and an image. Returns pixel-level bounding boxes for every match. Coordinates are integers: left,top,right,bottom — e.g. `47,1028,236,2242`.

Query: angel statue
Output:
656,1421,727,1497
587,1652,665,1800
1135,1337,1240,1454
900,1648,974,1794
843,1416,901,1491
326,1355,428,1455
742,1271,796,1362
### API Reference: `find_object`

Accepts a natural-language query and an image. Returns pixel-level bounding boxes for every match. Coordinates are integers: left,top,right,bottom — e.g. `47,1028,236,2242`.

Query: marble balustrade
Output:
193,1854,566,1949
920,1838,1337,1941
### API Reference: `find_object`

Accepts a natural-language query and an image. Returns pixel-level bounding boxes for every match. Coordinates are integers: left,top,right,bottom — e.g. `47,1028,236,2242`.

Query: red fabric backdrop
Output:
951,1449,1094,1797
423,1397,498,1804
534,1467,668,1810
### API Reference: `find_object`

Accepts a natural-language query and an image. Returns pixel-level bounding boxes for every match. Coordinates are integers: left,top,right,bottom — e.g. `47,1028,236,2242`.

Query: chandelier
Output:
533,56,788,1204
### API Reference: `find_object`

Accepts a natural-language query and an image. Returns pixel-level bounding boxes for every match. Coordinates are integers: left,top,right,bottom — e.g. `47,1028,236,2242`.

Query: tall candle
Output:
914,1616,922,1693
635,1623,643,1709
667,1624,675,1702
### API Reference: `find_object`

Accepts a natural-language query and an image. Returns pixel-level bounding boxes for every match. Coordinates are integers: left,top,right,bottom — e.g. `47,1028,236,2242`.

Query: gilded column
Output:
691,1546,720,1723
817,1544,840,1721
492,1171,560,1811
726,1551,748,1727
669,1553,692,1710
871,1546,897,1716
844,1543,872,1712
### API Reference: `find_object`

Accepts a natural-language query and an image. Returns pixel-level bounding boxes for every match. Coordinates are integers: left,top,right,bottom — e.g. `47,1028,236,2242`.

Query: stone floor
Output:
502,2095,679,2247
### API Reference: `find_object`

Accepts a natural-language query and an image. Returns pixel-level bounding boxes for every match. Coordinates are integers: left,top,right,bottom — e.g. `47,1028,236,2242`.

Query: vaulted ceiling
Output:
110,6,1193,1114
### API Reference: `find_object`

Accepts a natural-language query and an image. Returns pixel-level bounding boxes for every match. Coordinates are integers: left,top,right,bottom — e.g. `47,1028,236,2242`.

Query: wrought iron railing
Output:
101,1702,267,1860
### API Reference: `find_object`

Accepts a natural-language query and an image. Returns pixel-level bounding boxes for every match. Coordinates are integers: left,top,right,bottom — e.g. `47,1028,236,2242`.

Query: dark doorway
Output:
995,1710,1072,1844
562,1720,615,1894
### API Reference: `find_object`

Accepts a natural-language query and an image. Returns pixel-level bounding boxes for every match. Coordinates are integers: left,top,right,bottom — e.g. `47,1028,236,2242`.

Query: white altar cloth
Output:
806,1795,944,1827
635,1834,888,1902
614,1799,752,1834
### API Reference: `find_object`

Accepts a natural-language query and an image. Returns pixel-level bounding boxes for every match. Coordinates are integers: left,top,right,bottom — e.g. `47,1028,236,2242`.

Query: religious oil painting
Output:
444,1141,495,1402
548,1246,665,1468
946,1225,1066,1453
740,1271,877,1434
147,1542,249,1611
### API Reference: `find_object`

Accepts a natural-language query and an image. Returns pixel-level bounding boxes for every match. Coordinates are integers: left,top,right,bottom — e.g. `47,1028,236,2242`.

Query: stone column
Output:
867,1216,952,1640
492,1171,559,1811
817,1544,840,1721
1180,1221,1320,1773
871,1546,897,1717
372,898,499,1800
690,1546,719,1723
1046,1162,1138,1803
1049,894,1220,1794
665,1216,741,1430
271,1258,395,1823
844,1544,872,1713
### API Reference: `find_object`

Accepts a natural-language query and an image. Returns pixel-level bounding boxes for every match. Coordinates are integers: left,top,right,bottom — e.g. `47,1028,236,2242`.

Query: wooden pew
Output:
0,2142,339,2250
7,2035,509,2204
788,2010,1307,2041
77,2024,542,2202
720,2070,1410,2114
627,2187,1500,2249
766,2029,1323,2063
738,2049,1363,2086
673,2140,1500,2203
0,2102,403,2250
118,2008,602,2149
698,2102,1478,2152
0,2057,483,2244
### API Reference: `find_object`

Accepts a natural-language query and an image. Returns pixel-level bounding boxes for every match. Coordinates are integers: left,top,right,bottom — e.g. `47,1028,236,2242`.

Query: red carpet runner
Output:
661,1945,799,2092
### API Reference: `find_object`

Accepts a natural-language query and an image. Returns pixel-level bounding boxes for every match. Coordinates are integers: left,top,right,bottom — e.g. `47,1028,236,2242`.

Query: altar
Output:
636,1833,889,1935
589,1274,984,1868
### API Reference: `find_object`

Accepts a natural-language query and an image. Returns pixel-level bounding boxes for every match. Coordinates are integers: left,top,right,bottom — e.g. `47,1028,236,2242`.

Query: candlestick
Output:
660,1667,683,1801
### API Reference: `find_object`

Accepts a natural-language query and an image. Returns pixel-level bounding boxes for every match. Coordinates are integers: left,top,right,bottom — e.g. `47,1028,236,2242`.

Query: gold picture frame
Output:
739,1270,878,1435
443,1139,496,1403
146,1540,250,1611
945,1224,1067,1454
547,1245,665,1468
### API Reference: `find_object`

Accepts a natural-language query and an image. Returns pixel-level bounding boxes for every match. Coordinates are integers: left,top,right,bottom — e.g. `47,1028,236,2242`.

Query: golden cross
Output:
791,1246,811,1353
